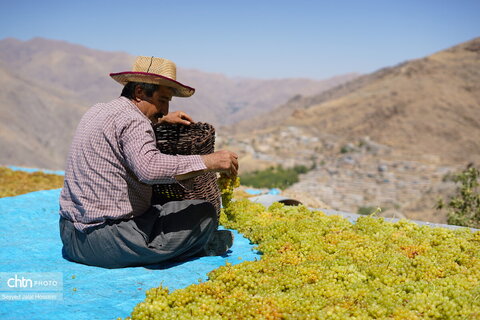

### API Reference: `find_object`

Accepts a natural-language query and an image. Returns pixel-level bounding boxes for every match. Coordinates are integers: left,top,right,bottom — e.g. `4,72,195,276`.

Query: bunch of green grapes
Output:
217,174,240,211
125,200,480,320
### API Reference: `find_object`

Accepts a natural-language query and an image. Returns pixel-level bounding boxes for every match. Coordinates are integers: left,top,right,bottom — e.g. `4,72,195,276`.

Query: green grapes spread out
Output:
124,187,480,319
217,174,240,212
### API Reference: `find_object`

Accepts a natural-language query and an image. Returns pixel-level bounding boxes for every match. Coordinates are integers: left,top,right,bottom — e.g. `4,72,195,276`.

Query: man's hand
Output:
201,150,239,177
160,111,194,125
175,150,239,181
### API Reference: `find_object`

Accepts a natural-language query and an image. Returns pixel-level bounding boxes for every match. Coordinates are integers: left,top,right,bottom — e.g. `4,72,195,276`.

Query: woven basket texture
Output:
152,122,221,216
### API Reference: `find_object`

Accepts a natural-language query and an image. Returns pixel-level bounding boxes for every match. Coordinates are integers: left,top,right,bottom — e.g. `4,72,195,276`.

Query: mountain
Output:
179,70,358,125
0,62,88,169
228,37,480,166
0,37,358,124
220,37,480,223
291,37,480,165
0,37,357,169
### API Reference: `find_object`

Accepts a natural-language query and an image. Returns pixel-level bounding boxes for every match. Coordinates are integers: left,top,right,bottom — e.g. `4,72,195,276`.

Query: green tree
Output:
239,165,309,189
437,165,480,228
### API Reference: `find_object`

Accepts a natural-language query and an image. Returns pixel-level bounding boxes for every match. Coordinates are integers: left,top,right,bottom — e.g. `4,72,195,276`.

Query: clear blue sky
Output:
1,0,479,79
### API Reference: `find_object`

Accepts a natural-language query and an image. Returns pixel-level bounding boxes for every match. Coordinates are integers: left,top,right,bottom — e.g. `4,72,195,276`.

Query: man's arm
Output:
120,117,206,184
175,150,239,180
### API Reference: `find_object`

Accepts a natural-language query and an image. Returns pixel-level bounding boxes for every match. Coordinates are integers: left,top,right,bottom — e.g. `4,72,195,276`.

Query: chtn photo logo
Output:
7,274,33,288
0,272,62,291
0,272,63,301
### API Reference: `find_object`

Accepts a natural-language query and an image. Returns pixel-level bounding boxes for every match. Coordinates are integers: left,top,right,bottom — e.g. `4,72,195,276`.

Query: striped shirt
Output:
59,97,207,232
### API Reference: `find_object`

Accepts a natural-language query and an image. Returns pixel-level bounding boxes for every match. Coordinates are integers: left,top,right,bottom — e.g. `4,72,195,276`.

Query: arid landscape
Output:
220,37,480,223
0,37,356,169
1,37,479,224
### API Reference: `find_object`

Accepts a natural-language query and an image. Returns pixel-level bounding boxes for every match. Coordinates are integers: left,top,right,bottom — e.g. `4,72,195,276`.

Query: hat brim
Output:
109,72,195,97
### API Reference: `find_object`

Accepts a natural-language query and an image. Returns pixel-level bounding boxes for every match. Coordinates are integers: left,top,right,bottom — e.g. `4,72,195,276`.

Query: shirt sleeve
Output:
118,117,207,184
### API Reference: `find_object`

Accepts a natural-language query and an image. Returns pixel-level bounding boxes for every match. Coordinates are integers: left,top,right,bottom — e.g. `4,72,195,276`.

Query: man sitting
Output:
59,56,238,268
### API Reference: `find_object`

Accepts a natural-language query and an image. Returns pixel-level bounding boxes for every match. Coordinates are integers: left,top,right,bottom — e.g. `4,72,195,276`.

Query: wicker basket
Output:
151,122,221,216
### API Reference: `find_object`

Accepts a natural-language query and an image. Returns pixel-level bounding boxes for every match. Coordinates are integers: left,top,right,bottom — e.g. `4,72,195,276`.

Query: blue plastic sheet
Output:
244,188,263,195
268,188,281,195
0,189,259,320
244,188,282,196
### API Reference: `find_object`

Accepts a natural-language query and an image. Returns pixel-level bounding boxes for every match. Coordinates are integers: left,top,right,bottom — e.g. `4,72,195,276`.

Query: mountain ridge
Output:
217,37,480,223
227,37,480,166
0,37,357,169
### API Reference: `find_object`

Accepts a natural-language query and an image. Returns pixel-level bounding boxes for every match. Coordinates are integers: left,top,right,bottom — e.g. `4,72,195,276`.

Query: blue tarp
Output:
244,188,281,196
244,188,263,195
0,189,259,320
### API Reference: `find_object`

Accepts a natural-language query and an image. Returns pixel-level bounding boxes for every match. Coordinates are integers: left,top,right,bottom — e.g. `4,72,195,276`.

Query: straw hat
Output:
110,56,195,97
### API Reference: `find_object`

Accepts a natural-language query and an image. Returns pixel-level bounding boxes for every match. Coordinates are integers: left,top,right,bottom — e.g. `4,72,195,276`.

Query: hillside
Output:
0,62,88,169
0,37,356,169
229,37,480,166
291,37,480,164
220,37,480,223
0,37,357,125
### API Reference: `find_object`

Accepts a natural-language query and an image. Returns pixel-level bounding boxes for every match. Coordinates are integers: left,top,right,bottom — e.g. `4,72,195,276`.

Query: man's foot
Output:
199,230,234,256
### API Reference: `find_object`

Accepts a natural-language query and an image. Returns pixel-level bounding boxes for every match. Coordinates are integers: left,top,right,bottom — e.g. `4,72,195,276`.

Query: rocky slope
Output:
227,37,480,166
220,37,480,223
